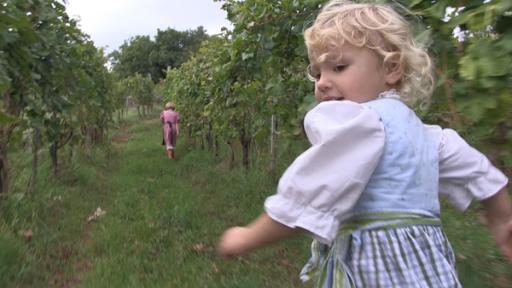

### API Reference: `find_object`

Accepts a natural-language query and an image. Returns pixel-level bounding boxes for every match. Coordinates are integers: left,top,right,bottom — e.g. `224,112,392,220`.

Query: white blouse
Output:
264,100,509,243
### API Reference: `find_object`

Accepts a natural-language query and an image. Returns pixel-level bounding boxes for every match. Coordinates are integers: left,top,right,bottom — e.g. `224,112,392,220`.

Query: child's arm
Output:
217,102,385,259
434,127,511,260
481,187,512,261
217,213,302,259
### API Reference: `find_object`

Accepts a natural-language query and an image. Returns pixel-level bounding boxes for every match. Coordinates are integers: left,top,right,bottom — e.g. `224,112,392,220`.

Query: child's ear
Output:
384,56,402,85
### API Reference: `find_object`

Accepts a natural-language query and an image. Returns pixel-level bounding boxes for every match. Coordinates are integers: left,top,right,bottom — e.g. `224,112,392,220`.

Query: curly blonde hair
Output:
304,0,434,106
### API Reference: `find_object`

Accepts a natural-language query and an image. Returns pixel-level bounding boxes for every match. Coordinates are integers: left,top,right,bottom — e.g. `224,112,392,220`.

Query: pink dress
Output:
160,109,180,150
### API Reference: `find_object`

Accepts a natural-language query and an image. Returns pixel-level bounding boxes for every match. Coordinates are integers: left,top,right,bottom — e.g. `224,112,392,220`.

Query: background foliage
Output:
0,0,115,194
109,27,209,82
162,0,511,172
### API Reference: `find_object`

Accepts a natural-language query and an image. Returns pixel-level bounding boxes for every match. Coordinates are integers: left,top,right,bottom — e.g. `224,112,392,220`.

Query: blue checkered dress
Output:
300,213,462,288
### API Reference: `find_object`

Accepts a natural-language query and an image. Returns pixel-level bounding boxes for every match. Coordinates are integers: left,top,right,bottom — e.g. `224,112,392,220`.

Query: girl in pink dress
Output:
160,102,180,159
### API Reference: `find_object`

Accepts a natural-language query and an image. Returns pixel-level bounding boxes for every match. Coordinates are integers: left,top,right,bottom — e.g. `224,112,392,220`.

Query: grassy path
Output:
74,116,310,287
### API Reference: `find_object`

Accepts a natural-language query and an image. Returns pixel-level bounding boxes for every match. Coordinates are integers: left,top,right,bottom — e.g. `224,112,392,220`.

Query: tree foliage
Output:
165,0,322,168
417,0,512,167
109,36,156,81
125,73,155,118
1,0,115,194
110,27,209,82
164,0,511,171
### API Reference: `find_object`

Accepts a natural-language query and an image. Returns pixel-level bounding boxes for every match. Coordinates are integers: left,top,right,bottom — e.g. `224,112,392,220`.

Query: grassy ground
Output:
0,113,510,287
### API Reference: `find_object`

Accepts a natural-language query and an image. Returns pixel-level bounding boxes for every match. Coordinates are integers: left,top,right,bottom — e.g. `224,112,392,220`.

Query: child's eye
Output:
333,64,346,72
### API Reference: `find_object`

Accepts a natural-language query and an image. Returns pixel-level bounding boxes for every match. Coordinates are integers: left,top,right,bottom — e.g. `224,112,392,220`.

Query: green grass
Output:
0,113,510,287
442,203,512,288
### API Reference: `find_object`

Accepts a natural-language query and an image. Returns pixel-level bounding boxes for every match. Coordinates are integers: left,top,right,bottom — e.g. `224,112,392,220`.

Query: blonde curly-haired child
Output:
218,1,511,287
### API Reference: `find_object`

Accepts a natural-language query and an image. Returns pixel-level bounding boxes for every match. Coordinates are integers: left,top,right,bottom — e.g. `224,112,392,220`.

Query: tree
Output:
1,0,115,195
124,74,155,118
152,26,209,80
110,27,210,83
111,36,156,80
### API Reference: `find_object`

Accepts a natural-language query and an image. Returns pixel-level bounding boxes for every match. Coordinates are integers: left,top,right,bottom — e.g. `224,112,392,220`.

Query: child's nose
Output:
316,74,332,91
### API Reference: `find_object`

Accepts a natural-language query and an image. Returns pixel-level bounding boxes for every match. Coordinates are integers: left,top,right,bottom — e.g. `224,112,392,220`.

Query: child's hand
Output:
217,226,251,259
217,213,299,260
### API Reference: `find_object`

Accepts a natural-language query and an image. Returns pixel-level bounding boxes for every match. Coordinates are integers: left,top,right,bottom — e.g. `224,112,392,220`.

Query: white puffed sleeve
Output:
426,125,509,211
264,101,385,244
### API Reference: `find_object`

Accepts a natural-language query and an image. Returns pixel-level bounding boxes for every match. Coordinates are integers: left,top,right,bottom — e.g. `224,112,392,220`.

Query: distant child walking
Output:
217,0,512,287
160,102,180,160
